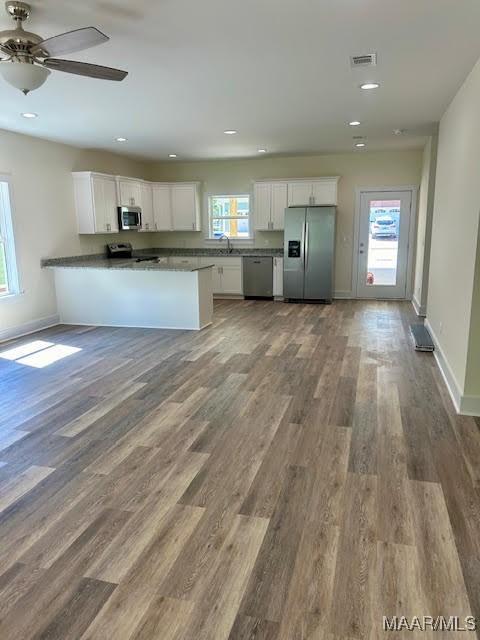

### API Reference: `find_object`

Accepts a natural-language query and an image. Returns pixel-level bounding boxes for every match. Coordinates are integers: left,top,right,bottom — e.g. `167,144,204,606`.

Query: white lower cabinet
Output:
273,257,283,297
199,257,242,295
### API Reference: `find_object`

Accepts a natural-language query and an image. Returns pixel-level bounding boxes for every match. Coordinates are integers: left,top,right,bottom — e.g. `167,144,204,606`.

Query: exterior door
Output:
356,190,413,299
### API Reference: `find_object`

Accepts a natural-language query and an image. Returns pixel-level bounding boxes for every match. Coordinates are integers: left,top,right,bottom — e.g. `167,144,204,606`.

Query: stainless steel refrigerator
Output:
283,206,336,302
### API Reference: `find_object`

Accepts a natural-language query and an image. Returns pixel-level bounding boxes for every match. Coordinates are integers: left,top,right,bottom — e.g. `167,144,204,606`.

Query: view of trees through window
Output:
209,195,250,239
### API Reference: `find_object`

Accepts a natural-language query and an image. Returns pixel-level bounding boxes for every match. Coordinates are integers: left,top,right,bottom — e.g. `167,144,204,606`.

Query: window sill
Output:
204,238,254,245
0,290,24,302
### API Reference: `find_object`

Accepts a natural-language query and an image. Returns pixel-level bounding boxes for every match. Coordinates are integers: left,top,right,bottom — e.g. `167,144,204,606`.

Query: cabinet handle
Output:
192,222,195,230
155,222,158,230
106,223,111,231
146,223,149,230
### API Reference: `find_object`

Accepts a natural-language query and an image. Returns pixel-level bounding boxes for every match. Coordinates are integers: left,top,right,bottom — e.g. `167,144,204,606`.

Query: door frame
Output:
352,185,418,299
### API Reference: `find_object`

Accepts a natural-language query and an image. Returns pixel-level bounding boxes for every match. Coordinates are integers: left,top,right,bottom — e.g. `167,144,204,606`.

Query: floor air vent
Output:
410,324,435,352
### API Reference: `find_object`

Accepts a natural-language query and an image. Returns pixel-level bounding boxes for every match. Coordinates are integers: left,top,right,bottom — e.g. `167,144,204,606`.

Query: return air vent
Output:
350,53,377,68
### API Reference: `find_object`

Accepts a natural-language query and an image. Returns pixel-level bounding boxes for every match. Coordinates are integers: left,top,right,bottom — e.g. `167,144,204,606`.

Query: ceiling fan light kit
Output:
0,1,127,94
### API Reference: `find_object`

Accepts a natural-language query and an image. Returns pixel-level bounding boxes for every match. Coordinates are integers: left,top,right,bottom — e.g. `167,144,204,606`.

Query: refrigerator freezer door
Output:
283,207,306,299
303,207,336,300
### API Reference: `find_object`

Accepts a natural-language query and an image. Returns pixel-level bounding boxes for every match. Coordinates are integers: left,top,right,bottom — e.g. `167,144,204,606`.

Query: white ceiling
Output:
1,0,480,161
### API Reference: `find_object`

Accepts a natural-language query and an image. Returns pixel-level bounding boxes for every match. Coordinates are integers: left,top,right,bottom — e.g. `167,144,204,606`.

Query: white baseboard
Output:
412,295,427,317
425,319,480,417
0,314,60,345
460,394,480,416
333,290,353,299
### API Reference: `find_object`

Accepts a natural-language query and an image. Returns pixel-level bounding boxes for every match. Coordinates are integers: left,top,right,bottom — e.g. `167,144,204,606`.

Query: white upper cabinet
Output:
287,181,313,207
271,182,288,230
287,177,339,206
118,178,142,207
254,181,288,230
170,183,201,231
152,184,172,231
311,179,338,205
139,182,154,231
254,182,272,230
73,172,118,234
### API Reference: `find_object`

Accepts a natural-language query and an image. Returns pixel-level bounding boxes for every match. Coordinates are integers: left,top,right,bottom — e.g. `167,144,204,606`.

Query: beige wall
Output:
149,150,422,294
413,133,438,314
427,57,480,402
0,128,151,336
464,222,480,397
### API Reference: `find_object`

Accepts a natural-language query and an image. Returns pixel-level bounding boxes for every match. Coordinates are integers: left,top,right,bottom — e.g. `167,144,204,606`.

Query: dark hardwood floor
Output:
0,299,479,639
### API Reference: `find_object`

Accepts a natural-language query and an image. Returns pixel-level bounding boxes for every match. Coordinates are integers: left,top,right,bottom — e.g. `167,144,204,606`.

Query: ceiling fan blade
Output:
0,43,12,56
30,27,109,58
42,58,127,81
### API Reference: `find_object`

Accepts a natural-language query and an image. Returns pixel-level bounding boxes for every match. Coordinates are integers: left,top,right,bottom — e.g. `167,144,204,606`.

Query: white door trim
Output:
352,185,418,299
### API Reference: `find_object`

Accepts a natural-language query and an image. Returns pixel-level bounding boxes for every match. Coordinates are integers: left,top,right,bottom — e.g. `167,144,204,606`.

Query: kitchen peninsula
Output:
42,255,213,331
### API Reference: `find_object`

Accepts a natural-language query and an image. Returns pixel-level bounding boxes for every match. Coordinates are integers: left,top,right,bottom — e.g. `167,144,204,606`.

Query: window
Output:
0,178,20,297
208,195,251,239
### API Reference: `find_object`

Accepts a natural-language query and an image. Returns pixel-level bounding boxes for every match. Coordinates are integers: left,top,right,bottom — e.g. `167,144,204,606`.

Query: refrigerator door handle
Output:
305,222,309,270
301,221,306,266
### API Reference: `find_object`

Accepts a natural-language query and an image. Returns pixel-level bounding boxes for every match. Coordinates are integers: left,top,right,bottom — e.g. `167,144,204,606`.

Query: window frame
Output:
0,175,21,299
206,193,253,241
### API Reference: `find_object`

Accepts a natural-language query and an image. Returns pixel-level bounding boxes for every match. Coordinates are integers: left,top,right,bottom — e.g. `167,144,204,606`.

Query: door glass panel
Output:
366,199,400,286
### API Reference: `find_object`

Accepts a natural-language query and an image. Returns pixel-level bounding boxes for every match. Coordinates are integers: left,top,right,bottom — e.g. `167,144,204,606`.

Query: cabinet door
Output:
119,180,142,207
152,184,172,231
92,176,117,233
103,179,118,232
271,183,288,230
92,176,106,233
171,184,197,230
220,265,243,294
212,266,223,293
254,183,271,230
140,183,154,231
312,180,337,205
273,257,284,296
287,182,313,207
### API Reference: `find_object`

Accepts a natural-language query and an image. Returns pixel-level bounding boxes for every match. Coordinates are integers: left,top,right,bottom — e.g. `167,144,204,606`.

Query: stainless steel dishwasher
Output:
243,257,273,298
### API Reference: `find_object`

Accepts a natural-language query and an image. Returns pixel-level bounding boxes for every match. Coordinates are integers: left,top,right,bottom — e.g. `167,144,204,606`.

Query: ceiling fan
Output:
0,1,127,94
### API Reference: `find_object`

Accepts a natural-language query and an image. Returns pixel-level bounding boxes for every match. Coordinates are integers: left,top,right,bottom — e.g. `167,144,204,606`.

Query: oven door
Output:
118,207,142,230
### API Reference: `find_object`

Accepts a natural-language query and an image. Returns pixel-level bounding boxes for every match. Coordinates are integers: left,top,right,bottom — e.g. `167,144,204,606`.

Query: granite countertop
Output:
42,257,214,273
41,247,283,270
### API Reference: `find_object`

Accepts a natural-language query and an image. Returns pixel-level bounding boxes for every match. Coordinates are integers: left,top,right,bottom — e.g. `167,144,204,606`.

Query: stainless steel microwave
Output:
118,206,142,230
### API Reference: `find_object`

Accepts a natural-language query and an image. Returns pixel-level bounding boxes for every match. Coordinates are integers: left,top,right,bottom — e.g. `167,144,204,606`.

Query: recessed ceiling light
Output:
115,137,127,142
360,83,380,90
168,154,177,158
349,121,361,126
258,148,267,153
21,112,37,119
393,129,404,136
224,130,237,135
355,142,366,148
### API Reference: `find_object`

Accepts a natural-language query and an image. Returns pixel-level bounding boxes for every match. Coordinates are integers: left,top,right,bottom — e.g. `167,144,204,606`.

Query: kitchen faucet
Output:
218,233,233,254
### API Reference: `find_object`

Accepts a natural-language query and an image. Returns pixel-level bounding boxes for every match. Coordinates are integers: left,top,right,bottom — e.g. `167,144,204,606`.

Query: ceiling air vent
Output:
350,53,377,68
